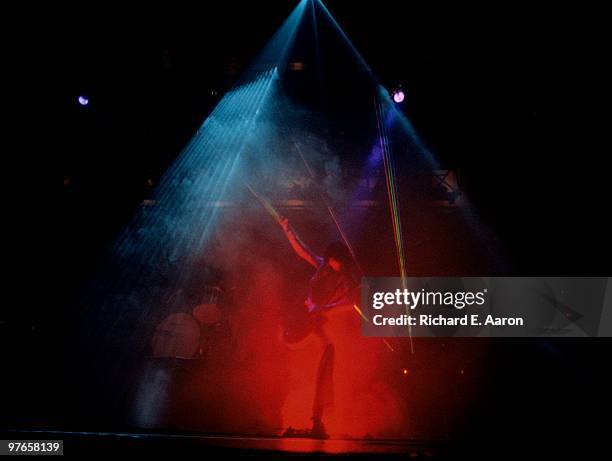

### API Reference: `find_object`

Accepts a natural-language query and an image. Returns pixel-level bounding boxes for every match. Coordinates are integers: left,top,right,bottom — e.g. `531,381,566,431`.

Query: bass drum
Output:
192,303,222,325
151,313,201,359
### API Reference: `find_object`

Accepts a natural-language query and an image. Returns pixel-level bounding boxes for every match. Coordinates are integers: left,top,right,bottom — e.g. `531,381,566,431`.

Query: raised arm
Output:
278,216,322,269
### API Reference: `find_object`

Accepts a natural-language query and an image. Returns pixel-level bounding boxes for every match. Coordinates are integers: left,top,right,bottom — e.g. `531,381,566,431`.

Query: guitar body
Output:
281,302,317,350
281,302,356,350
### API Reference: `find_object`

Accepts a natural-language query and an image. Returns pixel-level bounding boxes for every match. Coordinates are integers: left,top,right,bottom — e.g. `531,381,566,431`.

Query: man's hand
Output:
278,216,290,232
278,216,321,269
305,298,319,313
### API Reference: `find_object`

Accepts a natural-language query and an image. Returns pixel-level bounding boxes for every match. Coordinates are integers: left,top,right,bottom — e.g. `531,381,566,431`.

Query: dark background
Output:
4,0,610,457
10,1,609,276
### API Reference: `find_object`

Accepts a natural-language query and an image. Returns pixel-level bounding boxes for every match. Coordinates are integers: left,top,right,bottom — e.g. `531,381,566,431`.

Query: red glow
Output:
153,211,494,441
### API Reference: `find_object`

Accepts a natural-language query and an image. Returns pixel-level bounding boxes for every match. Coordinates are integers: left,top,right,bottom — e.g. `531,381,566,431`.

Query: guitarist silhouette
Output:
278,216,357,438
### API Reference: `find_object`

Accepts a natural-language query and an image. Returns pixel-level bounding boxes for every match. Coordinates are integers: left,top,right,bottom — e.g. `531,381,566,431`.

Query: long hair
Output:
324,241,353,269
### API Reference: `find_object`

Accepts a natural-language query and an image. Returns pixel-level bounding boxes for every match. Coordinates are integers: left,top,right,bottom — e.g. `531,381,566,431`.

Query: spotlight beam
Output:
314,0,376,79
94,1,308,312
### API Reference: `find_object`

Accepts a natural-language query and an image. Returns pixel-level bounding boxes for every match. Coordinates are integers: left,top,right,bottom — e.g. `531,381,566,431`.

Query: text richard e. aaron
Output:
368,288,524,329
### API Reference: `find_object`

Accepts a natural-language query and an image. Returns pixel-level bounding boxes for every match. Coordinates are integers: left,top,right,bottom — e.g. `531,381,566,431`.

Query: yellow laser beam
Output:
353,304,394,352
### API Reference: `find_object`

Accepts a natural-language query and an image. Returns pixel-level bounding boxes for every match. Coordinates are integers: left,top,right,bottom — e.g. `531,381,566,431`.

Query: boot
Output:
309,417,329,439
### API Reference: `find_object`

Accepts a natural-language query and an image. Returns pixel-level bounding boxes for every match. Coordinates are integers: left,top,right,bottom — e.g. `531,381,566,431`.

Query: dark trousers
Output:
312,343,335,421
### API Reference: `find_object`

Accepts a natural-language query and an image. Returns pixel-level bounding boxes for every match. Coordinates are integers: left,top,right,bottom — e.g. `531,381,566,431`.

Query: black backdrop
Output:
3,1,610,456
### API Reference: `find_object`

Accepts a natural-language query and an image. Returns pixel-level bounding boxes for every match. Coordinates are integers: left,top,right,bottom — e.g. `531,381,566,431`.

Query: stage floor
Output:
2,431,446,458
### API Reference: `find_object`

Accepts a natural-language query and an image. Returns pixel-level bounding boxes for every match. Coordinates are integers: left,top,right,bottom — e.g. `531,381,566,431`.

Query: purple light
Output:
392,90,405,104
78,95,89,106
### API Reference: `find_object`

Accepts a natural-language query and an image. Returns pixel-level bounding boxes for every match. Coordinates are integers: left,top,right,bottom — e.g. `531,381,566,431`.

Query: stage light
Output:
392,89,404,104
78,95,89,106
289,61,305,71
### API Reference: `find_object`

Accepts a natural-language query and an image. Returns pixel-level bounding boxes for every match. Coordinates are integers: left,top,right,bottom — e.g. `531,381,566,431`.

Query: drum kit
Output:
151,286,224,359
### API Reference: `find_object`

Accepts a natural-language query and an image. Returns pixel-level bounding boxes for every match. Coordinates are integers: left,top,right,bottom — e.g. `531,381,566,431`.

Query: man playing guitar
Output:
278,216,357,438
